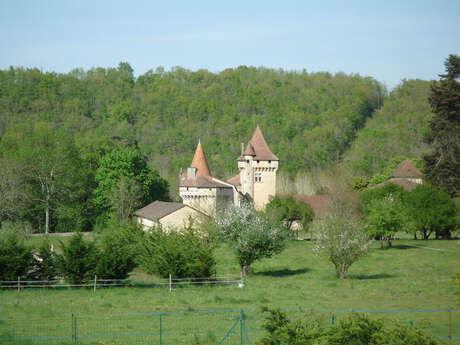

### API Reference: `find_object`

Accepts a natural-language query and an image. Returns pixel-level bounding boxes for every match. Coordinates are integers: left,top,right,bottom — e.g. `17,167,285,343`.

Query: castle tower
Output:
235,126,279,209
179,140,234,215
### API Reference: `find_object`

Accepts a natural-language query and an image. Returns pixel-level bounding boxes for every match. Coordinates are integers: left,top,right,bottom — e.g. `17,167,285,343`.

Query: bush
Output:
0,230,34,280
95,223,142,279
258,309,440,345
56,233,98,284
137,228,216,279
31,240,58,280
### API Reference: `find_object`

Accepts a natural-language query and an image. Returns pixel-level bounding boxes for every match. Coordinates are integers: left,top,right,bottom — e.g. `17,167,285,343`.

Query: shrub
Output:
0,230,34,280
31,240,58,281
95,223,142,279
56,233,98,284
137,228,216,279
258,309,440,345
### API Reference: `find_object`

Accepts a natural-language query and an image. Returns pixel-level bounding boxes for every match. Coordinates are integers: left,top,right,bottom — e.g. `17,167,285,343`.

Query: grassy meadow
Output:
0,239,459,344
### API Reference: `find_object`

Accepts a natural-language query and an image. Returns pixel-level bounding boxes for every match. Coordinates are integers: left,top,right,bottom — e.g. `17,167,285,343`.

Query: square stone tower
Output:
235,126,279,209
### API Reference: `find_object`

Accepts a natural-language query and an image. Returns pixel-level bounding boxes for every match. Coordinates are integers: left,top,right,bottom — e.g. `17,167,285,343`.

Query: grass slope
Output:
0,239,459,344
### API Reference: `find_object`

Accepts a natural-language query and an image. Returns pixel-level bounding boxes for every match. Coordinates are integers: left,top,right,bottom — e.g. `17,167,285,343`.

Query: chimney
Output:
241,143,244,155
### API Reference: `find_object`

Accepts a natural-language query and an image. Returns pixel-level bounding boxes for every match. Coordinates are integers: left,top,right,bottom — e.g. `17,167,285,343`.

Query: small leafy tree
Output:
312,212,369,279
56,233,98,284
405,184,457,239
0,230,34,280
215,204,287,276
137,228,216,279
266,196,314,233
366,195,414,247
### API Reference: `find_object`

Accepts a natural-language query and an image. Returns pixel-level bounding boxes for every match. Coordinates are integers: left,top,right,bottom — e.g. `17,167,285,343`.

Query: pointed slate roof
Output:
190,141,211,177
391,160,422,179
239,125,279,161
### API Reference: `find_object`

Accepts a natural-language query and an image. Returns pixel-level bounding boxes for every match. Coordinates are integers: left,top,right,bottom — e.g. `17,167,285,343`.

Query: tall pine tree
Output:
423,54,460,197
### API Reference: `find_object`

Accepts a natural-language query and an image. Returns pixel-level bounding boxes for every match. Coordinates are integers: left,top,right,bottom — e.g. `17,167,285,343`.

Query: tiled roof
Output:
292,194,332,217
391,160,422,178
190,141,211,177
134,201,185,220
227,173,241,186
238,125,278,161
180,175,232,188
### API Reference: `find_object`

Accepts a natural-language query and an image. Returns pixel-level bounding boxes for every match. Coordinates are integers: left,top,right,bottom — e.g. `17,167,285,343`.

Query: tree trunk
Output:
380,237,384,249
413,233,417,240
387,237,392,248
242,265,251,276
45,205,49,234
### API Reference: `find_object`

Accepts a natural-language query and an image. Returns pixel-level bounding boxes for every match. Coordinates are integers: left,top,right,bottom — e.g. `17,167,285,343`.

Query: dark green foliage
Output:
32,240,57,280
361,183,407,213
137,229,216,279
93,147,170,217
0,231,34,280
345,80,432,177
266,196,314,231
404,184,457,239
95,222,142,279
56,233,98,284
424,54,460,197
258,309,440,345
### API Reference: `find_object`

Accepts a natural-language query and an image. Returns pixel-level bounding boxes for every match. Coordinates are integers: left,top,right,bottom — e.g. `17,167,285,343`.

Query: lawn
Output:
0,239,459,344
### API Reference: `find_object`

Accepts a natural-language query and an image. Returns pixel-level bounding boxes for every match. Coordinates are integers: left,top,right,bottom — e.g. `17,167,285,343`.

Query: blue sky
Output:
1,0,458,88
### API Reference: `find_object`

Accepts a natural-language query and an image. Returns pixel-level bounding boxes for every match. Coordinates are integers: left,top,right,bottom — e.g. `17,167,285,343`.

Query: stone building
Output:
376,159,423,191
227,125,279,210
179,140,235,216
134,200,209,231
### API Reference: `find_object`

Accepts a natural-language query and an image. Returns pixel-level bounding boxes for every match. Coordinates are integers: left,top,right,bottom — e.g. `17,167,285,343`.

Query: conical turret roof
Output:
391,159,422,178
239,125,278,161
190,141,211,177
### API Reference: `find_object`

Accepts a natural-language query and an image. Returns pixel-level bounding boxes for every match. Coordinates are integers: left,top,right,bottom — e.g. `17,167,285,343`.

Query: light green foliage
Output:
216,204,287,276
366,196,414,247
345,79,432,177
266,195,314,232
404,184,457,239
0,228,33,280
56,233,98,284
93,147,170,217
0,123,83,233
258,309,440,345
137,228,216,279
312,212,370,279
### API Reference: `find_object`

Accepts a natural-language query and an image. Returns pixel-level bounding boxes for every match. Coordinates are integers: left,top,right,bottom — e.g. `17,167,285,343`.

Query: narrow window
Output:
255,172,262,183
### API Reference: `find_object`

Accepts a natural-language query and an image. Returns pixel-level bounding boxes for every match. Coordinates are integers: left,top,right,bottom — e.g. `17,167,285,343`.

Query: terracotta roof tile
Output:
190,142,211,177
391,160,422,178
239,125,278,161
227,173,241,186
180,175,232,188
292,194,332,217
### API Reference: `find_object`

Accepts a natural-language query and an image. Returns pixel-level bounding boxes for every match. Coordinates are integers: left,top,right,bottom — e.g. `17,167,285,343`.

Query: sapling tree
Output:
215,204,287,276
312,195,370,279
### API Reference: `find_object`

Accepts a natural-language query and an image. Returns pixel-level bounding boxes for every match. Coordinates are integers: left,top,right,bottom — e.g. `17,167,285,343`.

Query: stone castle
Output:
179,125,279,215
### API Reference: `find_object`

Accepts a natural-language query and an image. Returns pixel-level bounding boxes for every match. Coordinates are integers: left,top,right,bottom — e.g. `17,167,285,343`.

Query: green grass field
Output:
1,239,459,344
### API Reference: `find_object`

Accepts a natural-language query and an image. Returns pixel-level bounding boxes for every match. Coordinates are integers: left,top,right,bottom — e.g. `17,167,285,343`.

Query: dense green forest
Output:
0,63,434,232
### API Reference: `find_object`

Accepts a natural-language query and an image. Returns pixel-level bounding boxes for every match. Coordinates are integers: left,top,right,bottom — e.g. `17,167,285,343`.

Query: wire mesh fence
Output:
0,307,458,345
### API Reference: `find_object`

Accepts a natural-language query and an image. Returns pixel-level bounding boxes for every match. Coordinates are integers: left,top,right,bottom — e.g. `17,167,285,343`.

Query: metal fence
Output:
0,275,244,292
0,307,458,345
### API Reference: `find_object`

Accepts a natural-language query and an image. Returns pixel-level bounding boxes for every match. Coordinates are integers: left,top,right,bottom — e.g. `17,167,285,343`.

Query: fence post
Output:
449,309,452,345
71,314,74,345
240,310,243,345
169,274,172,292
17,276,20,292
94,275,97,293
160,313,163,345
331,314,335,325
